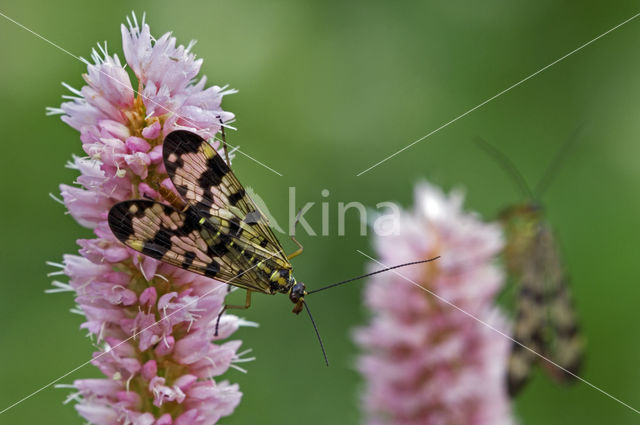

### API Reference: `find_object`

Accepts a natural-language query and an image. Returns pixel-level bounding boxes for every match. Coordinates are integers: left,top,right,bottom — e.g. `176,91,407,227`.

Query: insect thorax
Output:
500,203,544,274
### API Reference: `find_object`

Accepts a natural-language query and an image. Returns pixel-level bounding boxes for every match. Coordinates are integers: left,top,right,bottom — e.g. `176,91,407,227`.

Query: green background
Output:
1,1,640,424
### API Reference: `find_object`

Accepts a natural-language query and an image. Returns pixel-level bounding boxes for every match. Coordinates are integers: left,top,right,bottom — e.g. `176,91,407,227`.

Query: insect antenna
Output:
533,123,585,199
303,301,329,366
474,137,536,201
307,257,440,295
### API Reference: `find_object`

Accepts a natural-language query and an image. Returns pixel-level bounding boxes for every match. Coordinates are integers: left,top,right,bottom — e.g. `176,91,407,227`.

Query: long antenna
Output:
303,301,329,366
474,137,536,201
534,123,585,199
308,257,440,295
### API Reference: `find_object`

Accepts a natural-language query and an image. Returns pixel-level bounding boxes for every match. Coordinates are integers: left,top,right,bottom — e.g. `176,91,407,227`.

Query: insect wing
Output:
506,222,583,395
162,130,289,265
507,255,547,395
535,225,583,382
108,200,273,293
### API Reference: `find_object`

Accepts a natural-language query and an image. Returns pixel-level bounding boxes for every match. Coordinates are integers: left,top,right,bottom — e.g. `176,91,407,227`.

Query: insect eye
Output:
289,282,306,303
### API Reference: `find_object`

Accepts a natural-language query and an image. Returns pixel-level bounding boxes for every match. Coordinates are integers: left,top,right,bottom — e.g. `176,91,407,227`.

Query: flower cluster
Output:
355,183,514,425
48,14,251,425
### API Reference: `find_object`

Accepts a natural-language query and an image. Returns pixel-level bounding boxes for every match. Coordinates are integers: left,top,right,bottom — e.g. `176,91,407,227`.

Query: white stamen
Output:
45,107,64,116
97,41,108,58
203,356,219,384
97,321,106,344
125,373,133,392
49,193,64,205
69,307,85,316
61,94,82,101
153,273,169,282
236,318,260,328
186,39,197,53
139,263,149,281
236,348,253,357
54,384,76,389
60,390,82,405
234,348,256,364
131,326,138,341
61,81,82,96
229,364,248,374
45,281,73,293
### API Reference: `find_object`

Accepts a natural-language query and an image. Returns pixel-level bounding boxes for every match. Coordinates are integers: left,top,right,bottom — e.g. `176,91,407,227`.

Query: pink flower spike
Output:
355,182,514,425
49,12,248,425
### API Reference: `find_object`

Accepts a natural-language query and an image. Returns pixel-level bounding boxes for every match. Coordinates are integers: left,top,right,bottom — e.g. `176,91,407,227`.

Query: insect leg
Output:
214,290,253,336
288,237,304,260
287,208,305,260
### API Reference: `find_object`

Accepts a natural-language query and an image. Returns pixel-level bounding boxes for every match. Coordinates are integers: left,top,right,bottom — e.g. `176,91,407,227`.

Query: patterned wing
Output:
535,225,583,383
507,258,547,396
162,130,289,263
507,223,583,395
108,200,275,294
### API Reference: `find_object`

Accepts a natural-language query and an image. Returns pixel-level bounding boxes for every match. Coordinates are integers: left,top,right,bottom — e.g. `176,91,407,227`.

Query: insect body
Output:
476,137,584,396
500,203,582,395
109,130,439,364
108,130,308,314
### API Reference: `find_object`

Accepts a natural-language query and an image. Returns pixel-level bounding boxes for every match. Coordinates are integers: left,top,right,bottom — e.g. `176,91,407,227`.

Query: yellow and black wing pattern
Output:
108,130,291,293
507,223,583,395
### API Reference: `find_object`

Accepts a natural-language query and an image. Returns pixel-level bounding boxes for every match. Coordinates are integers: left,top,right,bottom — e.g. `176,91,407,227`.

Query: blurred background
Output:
1,1,640,424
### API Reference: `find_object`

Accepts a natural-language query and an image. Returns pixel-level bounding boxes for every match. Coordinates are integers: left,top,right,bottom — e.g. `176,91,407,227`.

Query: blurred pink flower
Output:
355,182,514,425
48,13,252,425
